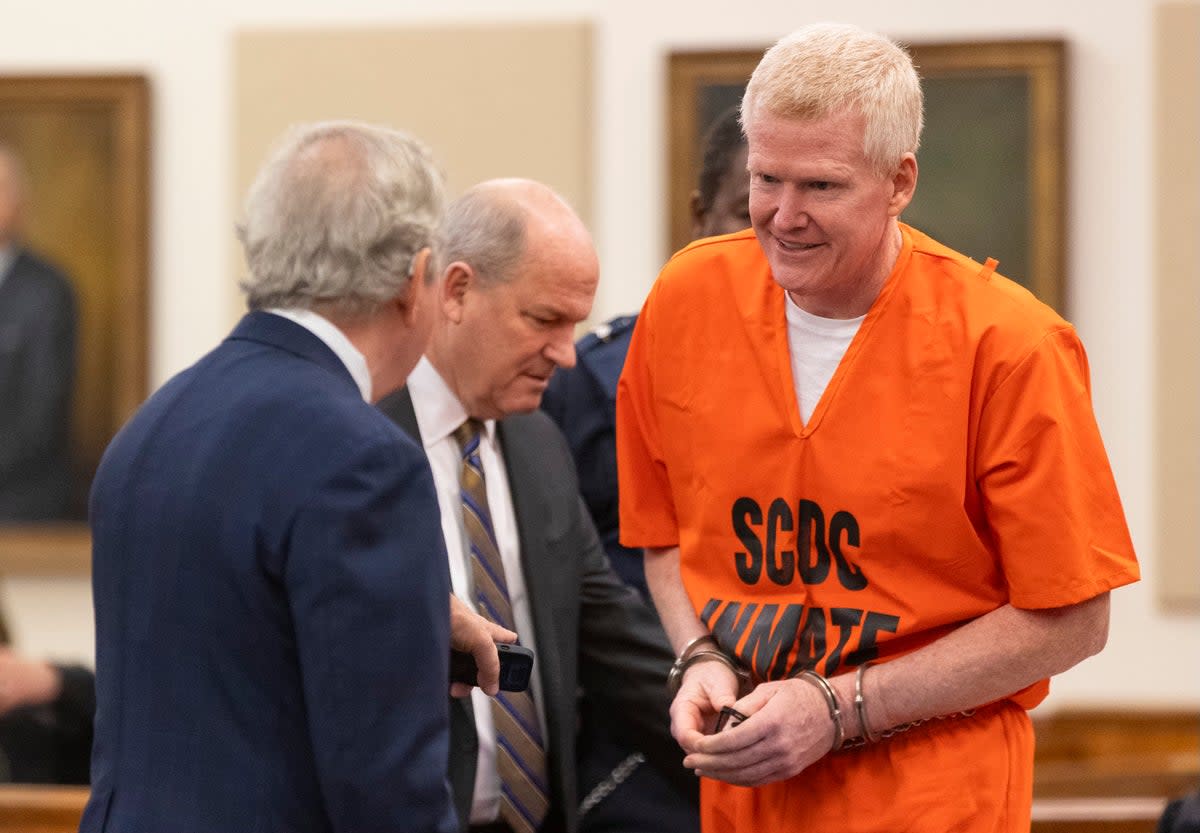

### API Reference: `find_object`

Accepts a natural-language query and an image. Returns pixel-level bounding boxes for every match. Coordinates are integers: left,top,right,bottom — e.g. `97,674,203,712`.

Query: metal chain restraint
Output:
577,752,645,817
839,709,978,751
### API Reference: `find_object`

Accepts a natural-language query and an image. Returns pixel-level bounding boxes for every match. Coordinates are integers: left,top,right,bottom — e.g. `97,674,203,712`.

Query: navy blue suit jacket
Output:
82,312,458,833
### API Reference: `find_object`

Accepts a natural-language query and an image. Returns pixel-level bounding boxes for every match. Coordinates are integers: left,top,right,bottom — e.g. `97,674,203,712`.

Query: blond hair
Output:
741,22,923,175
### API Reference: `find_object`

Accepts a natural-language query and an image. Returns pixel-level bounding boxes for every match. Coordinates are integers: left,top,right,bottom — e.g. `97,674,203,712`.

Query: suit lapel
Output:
495,418,559,693
495,416,570,824
379,386,421,440
497,417,545,602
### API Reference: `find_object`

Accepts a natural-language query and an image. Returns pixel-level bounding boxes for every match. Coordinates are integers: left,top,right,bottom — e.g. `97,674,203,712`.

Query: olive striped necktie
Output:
453,419,549,833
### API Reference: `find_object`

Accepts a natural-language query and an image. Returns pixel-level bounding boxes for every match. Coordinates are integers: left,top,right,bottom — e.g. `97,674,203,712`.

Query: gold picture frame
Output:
0,74,151,574
666,40,1067,312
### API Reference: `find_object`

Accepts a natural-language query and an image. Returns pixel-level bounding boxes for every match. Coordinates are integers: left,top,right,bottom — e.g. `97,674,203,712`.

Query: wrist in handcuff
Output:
792,669,847,751
792,662,883,753
666,635,750,694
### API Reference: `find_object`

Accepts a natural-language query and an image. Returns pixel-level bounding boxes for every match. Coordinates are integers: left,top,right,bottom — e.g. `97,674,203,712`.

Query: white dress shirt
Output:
266,308,372,402
407,356,546,825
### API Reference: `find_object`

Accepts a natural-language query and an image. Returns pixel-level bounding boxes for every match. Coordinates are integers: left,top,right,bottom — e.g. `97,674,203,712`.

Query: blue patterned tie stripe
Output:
453,419,549,833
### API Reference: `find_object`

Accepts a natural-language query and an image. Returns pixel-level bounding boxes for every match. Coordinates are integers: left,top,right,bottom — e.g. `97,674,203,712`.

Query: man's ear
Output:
441,261,473,324
396,247,432,325
887,154,918,217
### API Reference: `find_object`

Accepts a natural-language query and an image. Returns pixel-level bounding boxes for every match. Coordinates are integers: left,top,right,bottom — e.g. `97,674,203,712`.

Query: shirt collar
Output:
407,356,497,448
265,307,372,402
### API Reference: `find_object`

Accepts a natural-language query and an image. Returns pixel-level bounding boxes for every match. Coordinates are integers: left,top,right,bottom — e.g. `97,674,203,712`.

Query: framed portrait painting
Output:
0,74,150,573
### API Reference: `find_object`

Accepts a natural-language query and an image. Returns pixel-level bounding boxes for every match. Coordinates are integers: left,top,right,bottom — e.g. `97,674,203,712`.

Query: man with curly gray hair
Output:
82,121,484,833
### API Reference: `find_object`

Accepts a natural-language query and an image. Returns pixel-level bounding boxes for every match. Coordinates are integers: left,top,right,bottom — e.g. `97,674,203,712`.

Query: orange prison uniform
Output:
616,224,1140,833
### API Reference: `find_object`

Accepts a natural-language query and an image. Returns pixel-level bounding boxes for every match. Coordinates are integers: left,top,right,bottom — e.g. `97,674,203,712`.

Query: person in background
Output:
0,609,93,785
0,143,77,522
378,178,690,833
82,121,467,833
0,147,93,787
688,105,752,246
538,104,746,831
617,22,1140,833
1158,788,1200,833
542,105,747,598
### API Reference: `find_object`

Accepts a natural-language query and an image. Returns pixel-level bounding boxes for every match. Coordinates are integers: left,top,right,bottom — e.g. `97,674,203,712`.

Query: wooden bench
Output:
1032,708,1199,832
0,785,88,833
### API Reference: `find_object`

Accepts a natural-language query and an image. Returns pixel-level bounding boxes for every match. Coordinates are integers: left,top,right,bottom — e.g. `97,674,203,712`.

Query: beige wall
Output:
233,24,592,320
1154,3,1200,610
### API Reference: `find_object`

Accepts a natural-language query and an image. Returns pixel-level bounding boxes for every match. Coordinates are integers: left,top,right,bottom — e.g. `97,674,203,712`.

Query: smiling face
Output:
746,108,916,318
431,213,599,420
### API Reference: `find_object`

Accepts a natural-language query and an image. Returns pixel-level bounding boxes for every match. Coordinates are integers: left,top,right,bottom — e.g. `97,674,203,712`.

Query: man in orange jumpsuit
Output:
617,21,1140,833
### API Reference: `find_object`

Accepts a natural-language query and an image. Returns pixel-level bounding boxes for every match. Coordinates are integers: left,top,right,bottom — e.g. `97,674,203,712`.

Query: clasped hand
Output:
0,647,61,716
672,662,836,786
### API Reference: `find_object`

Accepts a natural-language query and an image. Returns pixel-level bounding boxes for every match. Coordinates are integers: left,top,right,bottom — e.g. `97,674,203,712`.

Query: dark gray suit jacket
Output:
0,247,77,520
378,388,693,833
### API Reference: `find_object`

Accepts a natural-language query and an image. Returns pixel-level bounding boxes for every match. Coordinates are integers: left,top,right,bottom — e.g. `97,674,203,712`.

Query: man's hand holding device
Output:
448,594,521,696
451,643,535,693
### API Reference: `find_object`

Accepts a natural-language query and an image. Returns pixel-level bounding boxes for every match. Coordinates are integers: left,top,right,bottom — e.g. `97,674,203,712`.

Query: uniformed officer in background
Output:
540,105,748,833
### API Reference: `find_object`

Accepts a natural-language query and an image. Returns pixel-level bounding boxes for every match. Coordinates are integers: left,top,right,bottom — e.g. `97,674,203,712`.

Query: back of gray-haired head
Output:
741,22,923,176
433,183,530,285
434,178,585,285
237,120,445,316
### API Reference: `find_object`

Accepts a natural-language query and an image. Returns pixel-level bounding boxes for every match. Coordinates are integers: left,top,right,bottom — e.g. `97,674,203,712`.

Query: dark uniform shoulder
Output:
577,314,637,353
